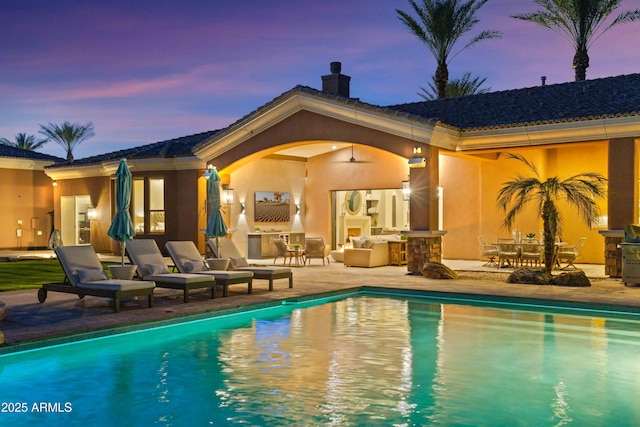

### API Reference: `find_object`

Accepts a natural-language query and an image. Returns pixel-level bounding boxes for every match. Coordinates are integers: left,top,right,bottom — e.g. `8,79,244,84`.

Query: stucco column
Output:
608,137,638,229
407,146,444,274
600,138,639,277
409,146,439,231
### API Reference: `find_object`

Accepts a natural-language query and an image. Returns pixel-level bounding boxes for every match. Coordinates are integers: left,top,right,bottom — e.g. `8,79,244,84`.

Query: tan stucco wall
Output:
441,143,608,263
0,168,54,250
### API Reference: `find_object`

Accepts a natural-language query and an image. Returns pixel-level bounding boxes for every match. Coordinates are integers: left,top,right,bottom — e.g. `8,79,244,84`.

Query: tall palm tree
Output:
418,72,490,100
512,0,640,81
39,121,94,161
497,153,607,274
396,0,501,99
0,133,49,151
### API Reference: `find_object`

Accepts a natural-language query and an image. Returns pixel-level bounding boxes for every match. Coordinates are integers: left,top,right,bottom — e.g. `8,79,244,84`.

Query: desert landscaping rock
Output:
422,262,458,280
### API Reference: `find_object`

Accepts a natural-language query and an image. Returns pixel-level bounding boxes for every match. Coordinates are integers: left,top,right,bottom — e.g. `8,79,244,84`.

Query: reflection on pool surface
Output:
2,293,640,426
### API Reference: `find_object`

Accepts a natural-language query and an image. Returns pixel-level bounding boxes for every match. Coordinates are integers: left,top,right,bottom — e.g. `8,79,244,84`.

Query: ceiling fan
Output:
338,144,372,163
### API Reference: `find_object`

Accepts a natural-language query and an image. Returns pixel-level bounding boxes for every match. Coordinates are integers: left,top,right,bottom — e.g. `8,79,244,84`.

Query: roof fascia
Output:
193,92,438,160
45,156,205,180
0,158,57,171
455,115,640,151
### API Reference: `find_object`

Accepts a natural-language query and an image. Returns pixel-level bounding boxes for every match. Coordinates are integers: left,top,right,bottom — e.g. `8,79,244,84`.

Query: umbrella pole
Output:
120,242,125,266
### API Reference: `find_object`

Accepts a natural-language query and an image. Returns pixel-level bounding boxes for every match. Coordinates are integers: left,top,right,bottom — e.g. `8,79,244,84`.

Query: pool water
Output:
2,293,640,426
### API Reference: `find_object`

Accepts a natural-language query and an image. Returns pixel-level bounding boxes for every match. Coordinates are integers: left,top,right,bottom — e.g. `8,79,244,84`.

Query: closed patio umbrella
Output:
206,166,227,257
107,158,136,266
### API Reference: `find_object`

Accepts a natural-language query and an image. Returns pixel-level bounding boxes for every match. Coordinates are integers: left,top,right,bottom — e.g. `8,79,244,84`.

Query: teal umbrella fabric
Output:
205,167,227,256
107,158,136,265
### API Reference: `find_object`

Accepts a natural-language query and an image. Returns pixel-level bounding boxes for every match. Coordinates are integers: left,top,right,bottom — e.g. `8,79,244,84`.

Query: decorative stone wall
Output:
600,230,624,278
406,231,446,275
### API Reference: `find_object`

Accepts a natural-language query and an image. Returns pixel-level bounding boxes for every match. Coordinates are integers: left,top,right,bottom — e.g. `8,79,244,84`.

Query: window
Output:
132,177,165,234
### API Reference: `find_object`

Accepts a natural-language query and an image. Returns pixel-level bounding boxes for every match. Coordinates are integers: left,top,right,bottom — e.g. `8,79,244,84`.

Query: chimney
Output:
541,76,546,86
322,61,351,98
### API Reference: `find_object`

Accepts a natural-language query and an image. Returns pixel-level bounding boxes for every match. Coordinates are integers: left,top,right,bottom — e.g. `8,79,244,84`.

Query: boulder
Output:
551,270,591,287
422,262,458,280
507,268,552,285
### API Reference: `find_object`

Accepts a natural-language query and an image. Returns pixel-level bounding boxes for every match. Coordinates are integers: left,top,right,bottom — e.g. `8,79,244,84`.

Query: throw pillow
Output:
230,257,249,269
352,237,365,248
76,268,108,282
184,260,205,273
364,239,376,249
144,263,170,276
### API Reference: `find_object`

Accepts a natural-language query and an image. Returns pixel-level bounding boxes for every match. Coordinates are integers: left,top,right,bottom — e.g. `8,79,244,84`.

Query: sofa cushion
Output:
364,239,376,249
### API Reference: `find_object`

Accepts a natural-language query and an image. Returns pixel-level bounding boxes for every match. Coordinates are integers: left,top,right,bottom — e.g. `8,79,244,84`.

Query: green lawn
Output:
0,259,109,292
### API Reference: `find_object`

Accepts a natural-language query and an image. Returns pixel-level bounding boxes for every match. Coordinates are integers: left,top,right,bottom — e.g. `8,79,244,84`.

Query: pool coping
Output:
4,285,640,356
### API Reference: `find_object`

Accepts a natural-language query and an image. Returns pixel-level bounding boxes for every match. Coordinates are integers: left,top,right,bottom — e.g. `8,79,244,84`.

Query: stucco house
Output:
0,145,62,250
43,64,640,276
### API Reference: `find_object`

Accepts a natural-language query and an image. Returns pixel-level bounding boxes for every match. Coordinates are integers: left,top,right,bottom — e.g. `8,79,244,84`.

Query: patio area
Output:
0,251,636,350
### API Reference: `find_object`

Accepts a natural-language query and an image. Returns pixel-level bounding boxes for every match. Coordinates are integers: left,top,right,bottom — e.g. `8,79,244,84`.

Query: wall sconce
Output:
87,205,97,220
295,204,301,215
222,184,234,205
201,164,214,179
240,203,245,214
409,156,426,168
52,181,58,187
402,180,411,201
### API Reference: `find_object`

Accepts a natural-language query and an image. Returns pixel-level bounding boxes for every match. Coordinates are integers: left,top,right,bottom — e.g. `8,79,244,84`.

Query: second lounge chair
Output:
165,241,253,297
126,239,216,303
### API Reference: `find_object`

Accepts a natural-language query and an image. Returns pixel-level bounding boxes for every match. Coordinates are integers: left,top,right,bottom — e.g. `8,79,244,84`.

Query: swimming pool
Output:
2,291,640,426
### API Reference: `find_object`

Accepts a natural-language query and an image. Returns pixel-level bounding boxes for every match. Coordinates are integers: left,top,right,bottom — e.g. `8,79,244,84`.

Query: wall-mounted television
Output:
254,191,290,222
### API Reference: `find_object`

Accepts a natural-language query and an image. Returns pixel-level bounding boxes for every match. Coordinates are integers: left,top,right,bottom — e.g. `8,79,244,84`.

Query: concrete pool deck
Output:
1,253,639,349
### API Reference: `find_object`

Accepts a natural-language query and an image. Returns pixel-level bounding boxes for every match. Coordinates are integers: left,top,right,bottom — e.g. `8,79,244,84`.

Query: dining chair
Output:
478,235,498,267
497,238,520,269
520,238,542,267
556,237,587,270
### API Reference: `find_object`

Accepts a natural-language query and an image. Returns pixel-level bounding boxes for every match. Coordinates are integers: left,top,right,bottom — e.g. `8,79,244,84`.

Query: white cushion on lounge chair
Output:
79,280,156,291
76,268,109,282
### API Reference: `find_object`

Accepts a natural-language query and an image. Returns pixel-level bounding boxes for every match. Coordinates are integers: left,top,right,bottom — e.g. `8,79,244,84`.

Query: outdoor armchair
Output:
38,245,155,312
304,237,331,265
126,239,216,302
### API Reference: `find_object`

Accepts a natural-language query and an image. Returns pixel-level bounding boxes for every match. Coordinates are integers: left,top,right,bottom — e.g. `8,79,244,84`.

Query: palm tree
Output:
39,121,95,161
0,133,49,151
396,0,501,99
497,153,607,275
512,0,640,81
418,72,491,100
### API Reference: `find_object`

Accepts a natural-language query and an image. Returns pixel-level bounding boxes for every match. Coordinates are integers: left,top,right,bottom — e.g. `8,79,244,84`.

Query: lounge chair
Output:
165,241,253,297
126,239,216,302
38,245,155,312
208,238,293,290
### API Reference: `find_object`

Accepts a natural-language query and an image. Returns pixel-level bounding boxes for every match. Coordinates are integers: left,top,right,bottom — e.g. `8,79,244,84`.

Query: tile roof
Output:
0,144,63,162
46,130,220,169
386,73,640,131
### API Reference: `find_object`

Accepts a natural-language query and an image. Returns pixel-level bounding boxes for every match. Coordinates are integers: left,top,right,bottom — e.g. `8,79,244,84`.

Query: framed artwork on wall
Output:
254,191,290,222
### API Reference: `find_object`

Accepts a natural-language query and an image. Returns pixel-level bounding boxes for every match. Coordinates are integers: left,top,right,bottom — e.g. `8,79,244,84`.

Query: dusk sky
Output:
2,0,640,159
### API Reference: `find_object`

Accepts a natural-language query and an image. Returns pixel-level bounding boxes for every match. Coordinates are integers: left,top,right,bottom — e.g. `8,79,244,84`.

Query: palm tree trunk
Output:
542,200,556,275
435,62,449,99
573,47,589,81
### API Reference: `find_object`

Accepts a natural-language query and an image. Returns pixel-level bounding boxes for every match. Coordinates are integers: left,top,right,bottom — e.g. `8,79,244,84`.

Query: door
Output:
61,195,92,245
